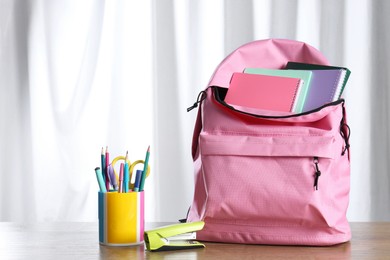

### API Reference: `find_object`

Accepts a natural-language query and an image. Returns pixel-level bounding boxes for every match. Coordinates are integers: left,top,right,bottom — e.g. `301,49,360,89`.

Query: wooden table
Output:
0,222,389,259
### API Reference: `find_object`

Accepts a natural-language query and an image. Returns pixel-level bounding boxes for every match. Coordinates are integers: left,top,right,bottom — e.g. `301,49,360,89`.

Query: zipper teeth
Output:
211,86,345,119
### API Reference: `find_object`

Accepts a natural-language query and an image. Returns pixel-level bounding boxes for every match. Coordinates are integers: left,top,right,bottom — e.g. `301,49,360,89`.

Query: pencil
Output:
105,146,110,191
118,163,124,193
139,146,150,191
124,151,129,193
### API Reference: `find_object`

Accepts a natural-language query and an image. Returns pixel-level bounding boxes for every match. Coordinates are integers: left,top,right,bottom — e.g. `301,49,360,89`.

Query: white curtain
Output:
1,0,388,222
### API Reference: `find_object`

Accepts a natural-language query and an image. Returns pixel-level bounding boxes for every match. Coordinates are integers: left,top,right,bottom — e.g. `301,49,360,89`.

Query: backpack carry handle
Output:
207,39,329,88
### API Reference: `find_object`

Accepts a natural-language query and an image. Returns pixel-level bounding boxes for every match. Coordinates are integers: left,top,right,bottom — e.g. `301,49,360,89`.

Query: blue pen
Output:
101,147,106,182
95,167,107,192
133,170,143,192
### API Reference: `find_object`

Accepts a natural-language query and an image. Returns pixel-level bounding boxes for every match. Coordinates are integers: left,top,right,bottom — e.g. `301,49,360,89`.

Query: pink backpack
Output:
187,39,351,246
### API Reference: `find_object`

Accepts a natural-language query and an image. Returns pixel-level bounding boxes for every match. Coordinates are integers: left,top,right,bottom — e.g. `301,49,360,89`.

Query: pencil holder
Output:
98,191,144,246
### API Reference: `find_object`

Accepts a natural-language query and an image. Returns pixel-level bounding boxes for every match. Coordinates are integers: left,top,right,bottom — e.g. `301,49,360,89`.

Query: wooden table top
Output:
0,222,389,259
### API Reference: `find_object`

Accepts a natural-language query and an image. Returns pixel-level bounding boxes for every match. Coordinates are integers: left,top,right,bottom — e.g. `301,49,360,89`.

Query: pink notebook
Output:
225,72,302,112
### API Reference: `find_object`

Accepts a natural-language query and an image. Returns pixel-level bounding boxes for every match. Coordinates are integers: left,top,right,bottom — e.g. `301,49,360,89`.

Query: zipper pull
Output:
340,122,350,156
313,157,321,191
187,91,207,112
340,101,351,156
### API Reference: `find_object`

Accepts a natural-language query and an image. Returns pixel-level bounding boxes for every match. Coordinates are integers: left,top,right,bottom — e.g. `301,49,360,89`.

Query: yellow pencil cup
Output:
98,191,144,246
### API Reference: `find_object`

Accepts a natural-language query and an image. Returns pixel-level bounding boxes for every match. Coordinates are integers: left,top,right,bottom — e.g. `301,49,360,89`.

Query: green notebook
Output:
244,68,312,113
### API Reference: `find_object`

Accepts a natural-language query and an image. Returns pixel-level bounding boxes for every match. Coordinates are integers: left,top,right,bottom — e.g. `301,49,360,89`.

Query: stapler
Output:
144,221,205,252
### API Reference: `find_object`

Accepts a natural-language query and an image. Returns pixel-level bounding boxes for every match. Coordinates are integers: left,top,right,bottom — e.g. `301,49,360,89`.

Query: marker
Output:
123,151,129,192
95,167,107,192
118,163,124,193
139,146,150,191
133,170,142,192
108,165,118,190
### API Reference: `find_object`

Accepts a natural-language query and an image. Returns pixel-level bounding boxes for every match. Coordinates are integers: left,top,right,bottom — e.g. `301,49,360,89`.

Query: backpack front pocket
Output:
199,132,342,228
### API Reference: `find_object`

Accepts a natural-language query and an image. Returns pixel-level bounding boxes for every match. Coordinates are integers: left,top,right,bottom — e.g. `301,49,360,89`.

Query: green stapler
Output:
144,221,205,252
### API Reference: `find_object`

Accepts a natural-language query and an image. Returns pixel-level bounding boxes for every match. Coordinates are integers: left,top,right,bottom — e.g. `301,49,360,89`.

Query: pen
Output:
95,167,107,192
101,147,106,182
139,145,150,191
133,170,142,192
105,146,110,191
118,163,124,193
124,151,129,193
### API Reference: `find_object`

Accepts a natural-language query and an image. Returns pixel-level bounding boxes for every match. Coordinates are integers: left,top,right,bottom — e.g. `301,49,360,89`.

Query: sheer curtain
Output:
1,0,388,222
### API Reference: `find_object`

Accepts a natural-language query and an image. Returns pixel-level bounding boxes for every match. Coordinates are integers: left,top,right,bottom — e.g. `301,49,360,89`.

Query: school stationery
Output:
225,72,302,112
94,149,151,193
187,39,351,246
144,221,205,252
95,167,107,193
99,191,145,246
124,152,130,193
95,148,151,247
139,146,150,192
107,165,118,190
118,163,124,193
244,68,312,113
133,170,142,192
286,62,350,94
299,69,348,111
105,147,110,191
101,148,106,182
285,61,351,106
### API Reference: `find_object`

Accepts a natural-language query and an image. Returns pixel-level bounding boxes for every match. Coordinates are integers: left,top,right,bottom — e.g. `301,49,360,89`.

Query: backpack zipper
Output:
187,86,346,117
313,157,321,190
340,102,351,156
212,86,345,119
187,91,207,112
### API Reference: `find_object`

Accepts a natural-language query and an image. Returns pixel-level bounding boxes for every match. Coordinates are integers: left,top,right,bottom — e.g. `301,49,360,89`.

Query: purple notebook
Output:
303,69,346,111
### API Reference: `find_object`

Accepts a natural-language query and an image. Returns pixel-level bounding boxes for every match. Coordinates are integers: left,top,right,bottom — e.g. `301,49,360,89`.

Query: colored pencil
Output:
118,163,124,193
124,151,129,192
105,146,110,191
139,146,150,191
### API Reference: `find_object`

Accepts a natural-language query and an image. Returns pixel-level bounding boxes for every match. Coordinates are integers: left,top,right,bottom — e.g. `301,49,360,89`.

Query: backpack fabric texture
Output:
187,39,351,246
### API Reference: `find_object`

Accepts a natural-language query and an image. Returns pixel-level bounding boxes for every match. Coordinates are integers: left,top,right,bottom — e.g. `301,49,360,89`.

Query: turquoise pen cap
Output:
95,167,107,192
